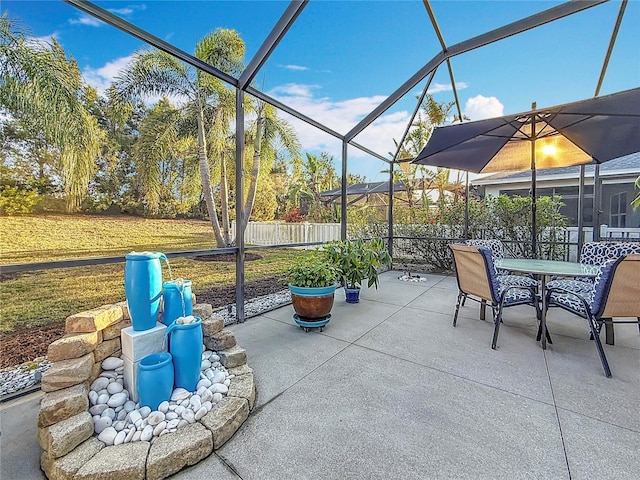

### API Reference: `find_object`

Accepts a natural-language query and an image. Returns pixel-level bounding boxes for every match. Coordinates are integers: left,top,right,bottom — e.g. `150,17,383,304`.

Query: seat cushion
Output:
548,290,591,318
497,279,536,306
499,274,538,288
546,278,593,294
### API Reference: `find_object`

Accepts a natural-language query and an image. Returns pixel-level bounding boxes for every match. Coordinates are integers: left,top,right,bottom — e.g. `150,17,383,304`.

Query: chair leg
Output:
637,317,639,334
535,322,553,344
603,318,614,345
588,315,612,378
461,295,467,307
453,292,464,327
480,300,486,321
491,304,502,350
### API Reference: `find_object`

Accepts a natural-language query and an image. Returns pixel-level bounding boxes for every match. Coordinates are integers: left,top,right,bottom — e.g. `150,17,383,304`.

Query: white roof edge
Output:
471,167,640,186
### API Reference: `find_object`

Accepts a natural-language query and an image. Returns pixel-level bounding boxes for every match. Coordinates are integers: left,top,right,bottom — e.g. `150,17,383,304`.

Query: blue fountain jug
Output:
162,279,193,327
165,317,202,391
124,252,166,331
138,352,174,411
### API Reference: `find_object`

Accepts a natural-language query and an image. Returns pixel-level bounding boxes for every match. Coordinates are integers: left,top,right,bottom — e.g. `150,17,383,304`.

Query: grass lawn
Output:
0,214,305,333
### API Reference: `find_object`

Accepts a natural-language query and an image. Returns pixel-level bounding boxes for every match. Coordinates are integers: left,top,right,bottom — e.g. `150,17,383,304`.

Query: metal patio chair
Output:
546,241,640,343
449,244,540,349
463,239,538,320
546,254,640,377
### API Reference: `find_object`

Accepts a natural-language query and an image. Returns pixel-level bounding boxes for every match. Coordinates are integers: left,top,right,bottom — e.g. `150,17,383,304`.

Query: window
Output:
609,192,627,228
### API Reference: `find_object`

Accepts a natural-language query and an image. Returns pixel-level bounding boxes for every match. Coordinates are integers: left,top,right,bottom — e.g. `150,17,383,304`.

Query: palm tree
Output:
394,94,466,210
0,15,101,210
134,98,199,216
114,28,244,246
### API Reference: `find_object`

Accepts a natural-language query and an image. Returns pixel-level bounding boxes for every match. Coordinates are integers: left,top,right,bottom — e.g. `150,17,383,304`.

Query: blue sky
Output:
4,1,640,181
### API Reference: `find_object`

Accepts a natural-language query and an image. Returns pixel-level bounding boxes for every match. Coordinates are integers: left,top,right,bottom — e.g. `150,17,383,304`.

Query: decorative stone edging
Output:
38,302,256,480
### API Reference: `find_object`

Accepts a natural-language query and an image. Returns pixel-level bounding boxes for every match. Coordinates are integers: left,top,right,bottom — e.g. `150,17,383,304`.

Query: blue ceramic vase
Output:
162,279,193,326
138,352,173,411
124,252,166,331
165,317,202,391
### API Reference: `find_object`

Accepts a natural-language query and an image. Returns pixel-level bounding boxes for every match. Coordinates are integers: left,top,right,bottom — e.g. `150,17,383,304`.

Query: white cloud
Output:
427,82,468,94
82,55,187,106
82,55,134,95
267,83,410,175
281,64,309,71
108,4,147,16
69,14,103,27
108,7,134,15
463,95,504,120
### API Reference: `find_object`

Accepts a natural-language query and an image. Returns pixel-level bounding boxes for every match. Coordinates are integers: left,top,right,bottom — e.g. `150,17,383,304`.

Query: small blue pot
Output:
345,287,360,303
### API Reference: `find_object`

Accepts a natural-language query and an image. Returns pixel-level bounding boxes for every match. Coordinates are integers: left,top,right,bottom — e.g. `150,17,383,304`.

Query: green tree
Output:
288,152,339,221
243,100,300,227
0,15,101,210
133,98,200,216
82,85,145,213
114,28,245,246
114,29,300,244
392,94,467,211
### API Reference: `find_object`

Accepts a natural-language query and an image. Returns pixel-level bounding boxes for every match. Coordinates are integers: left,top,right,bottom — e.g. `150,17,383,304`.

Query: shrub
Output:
287,253,337,288
0,186,41,214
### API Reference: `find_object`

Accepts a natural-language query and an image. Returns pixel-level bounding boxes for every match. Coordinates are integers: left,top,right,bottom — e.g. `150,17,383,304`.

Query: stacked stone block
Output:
38,302,256,480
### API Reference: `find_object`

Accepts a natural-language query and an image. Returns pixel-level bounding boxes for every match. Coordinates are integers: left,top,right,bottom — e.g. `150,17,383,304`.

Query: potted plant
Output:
322,237,392,303
287,253,338,331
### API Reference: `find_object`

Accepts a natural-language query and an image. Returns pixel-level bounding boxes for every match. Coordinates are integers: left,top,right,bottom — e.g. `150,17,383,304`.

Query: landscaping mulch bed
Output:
0,276,287,370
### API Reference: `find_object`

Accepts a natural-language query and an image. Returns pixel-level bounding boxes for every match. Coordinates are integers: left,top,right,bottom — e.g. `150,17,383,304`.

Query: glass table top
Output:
496,258,600,277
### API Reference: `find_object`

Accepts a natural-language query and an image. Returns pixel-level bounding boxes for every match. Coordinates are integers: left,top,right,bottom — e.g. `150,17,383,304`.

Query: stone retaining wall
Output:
38,301,255,480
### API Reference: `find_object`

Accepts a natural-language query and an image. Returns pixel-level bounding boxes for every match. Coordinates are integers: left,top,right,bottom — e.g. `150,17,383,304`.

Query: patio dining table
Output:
496,258,600,349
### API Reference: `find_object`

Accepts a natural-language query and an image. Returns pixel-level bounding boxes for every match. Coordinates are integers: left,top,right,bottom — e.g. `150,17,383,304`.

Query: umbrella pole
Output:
530,105,537,259
464,172,469,240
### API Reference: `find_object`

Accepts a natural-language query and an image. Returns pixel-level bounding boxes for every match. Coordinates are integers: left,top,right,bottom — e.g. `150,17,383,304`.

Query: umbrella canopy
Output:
413,88,640,173
412,88,640,257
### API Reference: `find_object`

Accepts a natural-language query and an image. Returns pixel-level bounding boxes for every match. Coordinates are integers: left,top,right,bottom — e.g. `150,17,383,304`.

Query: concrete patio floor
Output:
2,271,638,479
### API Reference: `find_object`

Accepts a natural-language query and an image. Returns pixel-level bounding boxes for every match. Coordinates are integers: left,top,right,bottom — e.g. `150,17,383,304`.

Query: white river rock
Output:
140,425,153,441
153,420,167,437
98,427,117,446
91,377,110,392
171,388,190,402
101,357,124,370
107,392,128,408
107,382,123,394
147,411,165,426
94,416,112,434
158,401,169,413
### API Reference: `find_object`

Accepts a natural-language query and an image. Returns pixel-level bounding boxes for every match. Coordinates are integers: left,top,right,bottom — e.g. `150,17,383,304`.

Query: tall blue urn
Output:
166,317,202,391
162,279,193,326
138,352,173,411
124,252,166,331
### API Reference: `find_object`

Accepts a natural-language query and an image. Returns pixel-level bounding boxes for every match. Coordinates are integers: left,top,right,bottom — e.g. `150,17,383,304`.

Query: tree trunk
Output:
242,112,263,232
219,150,231,245
196,100,225,246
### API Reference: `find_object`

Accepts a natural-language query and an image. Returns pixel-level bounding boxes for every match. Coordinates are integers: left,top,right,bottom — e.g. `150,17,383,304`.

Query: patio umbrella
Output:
412,88,640,257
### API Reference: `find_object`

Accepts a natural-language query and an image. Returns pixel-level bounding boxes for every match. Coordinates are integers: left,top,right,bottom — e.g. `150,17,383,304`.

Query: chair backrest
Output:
596,254,640,319
449,244,497,303
465,239,505,260
580,241,640,266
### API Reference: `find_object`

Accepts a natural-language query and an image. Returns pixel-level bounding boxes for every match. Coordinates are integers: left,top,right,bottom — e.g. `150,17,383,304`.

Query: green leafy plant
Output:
322,237,392,289
287,253,337,288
